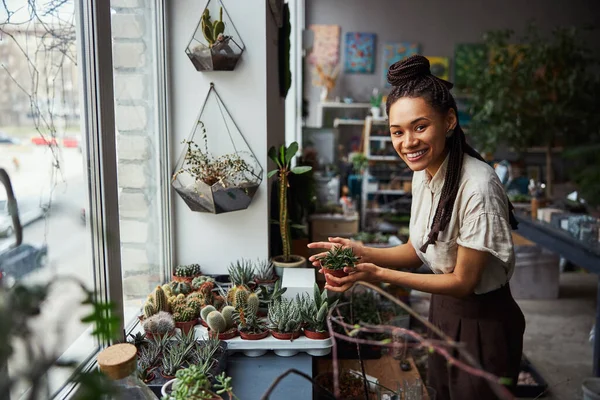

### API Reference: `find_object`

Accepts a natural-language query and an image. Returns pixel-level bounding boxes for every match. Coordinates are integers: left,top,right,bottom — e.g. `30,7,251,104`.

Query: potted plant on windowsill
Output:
267,297,302,340
317,246,360,287
142,311,175,340
299,283,339,339
206,309,238,340
233,288,268,340
173,263,201,283
268,142,312,276
172,301,200,335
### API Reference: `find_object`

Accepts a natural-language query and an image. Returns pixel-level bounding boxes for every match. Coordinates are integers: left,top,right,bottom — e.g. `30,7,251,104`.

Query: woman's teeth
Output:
407,149,427,159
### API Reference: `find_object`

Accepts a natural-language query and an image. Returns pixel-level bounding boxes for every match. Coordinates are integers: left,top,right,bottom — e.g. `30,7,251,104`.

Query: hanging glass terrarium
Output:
172,84,262,214
185,0,245,71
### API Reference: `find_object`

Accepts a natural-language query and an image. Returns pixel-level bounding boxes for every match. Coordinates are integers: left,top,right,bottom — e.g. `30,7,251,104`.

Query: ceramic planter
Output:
270,330,301,340
321,268,348,287
161,379,223,400
304,329,330,340
208,327,238,340
239,330,269,340
175,319,198,335
271,255,306,278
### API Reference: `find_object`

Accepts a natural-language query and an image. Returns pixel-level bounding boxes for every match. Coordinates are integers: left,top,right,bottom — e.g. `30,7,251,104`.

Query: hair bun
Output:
387,54,431,87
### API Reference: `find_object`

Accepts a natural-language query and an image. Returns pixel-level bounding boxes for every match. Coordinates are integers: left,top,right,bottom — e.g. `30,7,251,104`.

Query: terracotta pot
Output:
208,327,238,340
321,268,348,287
200,319,209,328
239,330,269,340
143,371,155,384
270,330,301,340
255,278,278,286
171,274,194,284
304,329,330,340
175,320,198,335
160,370,177,380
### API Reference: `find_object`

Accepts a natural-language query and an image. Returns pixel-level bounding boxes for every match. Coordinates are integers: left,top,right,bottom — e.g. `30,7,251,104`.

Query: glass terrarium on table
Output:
172,84,262,214
185,0,245,71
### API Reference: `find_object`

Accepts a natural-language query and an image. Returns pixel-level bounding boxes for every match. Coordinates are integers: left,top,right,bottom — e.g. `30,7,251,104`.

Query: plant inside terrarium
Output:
173,122,258,189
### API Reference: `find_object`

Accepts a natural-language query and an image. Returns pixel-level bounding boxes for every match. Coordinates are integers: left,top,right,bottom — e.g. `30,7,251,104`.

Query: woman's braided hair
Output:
386,55,518,253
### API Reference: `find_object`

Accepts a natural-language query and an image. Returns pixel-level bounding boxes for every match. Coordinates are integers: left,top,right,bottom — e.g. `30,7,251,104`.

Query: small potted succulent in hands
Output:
206,308,238,340
233,289,267,340
299,284,339,339
142,311,175,339
317,246,360,287
173,263,202,283
267,297,302,340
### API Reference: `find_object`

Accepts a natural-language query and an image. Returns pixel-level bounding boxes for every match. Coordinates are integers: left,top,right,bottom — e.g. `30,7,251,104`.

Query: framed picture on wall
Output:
344,32,376,74
425,56,450,81
382,42,419,87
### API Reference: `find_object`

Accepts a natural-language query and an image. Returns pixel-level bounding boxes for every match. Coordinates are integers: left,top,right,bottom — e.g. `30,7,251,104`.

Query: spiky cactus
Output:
221,305,235,329
174,263,202,278
152,286,169,313
200,305,217,322
201,7,225,47
199,281,215,306
142,311,175,335
173,306,197,323
191,275,215,290
267,298,302,334
247,293,259,314
206,310,227,333
187,297,202,314
233,287,249,308
143,301,157,319
234,292,265,334
162,283,174,297
228,259,255,288
171,281,192,296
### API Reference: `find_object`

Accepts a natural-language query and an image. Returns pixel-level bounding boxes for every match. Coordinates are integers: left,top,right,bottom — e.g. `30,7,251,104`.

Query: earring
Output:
445,129,454,138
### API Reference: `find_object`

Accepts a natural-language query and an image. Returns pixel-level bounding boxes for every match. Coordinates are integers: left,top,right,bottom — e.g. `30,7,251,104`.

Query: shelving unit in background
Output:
315,101,370,128
360,116,412,232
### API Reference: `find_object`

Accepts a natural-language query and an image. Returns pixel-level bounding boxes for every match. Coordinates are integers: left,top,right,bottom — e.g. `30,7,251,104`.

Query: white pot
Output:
271,255,306,279
370,106,381,118
161,379,177,398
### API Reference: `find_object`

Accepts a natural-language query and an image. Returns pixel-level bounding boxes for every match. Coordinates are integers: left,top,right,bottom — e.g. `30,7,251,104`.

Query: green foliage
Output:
174,263,202,278
298,283,340,332
564,142,600,207
317,246,360,271
350,153,369,175
214,372,240,400
463,24,600,157
267,297,302,334
268,142,313,261
253,259,275,281
227,259,255,287
201,7,225,47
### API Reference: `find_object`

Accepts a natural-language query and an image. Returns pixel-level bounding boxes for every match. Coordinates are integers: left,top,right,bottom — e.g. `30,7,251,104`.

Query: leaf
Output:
279,144,286,166
267,170,278,179
499,377,513,386
291,166,312,175
285,142,299,165
268,146,279,165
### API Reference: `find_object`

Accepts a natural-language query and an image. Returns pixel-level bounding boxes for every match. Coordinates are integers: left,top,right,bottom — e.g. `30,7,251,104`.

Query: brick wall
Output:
112,0,164,298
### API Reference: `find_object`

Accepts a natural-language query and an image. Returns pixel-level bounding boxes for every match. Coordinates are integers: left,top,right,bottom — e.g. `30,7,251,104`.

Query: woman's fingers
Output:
324,283,353,292
307,241,335,250
308,251,327,263
328,236,350,245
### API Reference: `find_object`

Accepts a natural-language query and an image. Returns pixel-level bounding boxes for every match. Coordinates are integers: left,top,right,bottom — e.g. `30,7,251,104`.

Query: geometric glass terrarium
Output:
185,0,245,71
172,83,263,214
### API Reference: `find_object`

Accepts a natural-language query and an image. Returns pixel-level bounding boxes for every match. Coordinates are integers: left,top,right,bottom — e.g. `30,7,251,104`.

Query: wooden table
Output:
316,354,427,398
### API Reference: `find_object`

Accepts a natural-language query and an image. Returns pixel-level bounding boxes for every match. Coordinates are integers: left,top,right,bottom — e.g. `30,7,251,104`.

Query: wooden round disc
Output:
97,343,138,380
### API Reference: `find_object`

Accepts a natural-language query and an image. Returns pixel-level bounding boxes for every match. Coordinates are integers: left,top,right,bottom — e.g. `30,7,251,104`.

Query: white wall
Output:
169,0,282,273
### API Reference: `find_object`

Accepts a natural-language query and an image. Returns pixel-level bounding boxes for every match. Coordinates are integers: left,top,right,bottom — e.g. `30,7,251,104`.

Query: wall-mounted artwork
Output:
382,42,419,87
426,56,450,81
454,43,487,90
344,32,376,74
308,24,341,67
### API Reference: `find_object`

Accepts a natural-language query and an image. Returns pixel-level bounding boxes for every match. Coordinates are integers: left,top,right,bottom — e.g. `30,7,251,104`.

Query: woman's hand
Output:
307,237,366,268
324,263,383,292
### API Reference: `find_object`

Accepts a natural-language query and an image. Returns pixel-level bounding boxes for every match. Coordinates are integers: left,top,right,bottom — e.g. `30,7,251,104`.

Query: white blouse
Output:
409,153,515,294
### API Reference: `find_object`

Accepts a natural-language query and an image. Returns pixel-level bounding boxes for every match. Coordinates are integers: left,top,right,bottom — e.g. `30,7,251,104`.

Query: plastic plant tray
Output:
193,325,332,358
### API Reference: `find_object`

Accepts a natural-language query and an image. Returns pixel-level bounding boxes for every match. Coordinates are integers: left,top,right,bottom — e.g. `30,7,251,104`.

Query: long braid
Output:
386,55,518,253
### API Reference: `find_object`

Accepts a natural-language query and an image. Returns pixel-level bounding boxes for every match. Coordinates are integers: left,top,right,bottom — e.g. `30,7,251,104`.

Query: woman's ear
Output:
446,109,458,131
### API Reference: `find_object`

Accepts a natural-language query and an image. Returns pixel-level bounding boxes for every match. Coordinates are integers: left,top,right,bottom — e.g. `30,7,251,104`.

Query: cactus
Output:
213,295,225,311
143,301,157,318
187,297,202,314
221,305,235,329
174,263,202,278
173,306,197,322
201,305,217,321
191,275,215,290
199,281,215,305
247,293,259,316
297,284,339,332
201,7,225,47
152,286,169,313
161,283,173,297
171,281,192,296
142,311,174,335
206,311,227,333
233,287,249,309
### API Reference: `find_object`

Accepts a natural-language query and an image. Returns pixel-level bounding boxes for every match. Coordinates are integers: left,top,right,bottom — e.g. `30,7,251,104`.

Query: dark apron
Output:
427,284,526,400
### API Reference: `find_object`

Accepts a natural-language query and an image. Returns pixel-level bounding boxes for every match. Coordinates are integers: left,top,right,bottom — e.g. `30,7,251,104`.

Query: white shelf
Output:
368,155,399,161
369,136,392,142
333,118,365,128
320,101,370,108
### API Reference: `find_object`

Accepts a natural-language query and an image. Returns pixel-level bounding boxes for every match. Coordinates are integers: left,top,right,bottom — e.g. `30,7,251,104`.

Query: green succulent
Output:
206,310,227,333
174,263,202,277
267,297,302,334
201,7,225,47
298,284,339,332
254,259,275,281
170,281,192,296
317,246,360,271
142,311,174,335
228,259,255,287
191,275,215,290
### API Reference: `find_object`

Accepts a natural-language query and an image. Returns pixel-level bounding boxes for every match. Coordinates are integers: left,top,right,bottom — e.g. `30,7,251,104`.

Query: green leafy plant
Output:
161,340,196,378
299,284,339,333
165,365,215,400
267,297,302,334
350,153,368,175
227,259,255,287
268,142,313,262
317,246,360,271
214,372,240,400
463,24,600,196
233,291,265,334
369,89,383,108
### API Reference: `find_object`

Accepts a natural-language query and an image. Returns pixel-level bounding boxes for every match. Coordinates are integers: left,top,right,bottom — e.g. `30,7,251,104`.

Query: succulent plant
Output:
206,310,227,333
227,259,255,288
254,259,275,282
174,263,202,278
212,295,225,311
143,301,156,319
257,279,287,307
221,305,235,329
152,285,169,313
173,306,198,323
186,296,202,314
298,283,339,332
317,246,360,271
231,286,249,308
233,294,265,334
161,340,195,377
170,281,192,296
191,275,215,290
128,332,147,348
161,283,174,297
142,311,175,335
201,7,225,47
200,305,217,322
267,298,302,334
198,281,215,305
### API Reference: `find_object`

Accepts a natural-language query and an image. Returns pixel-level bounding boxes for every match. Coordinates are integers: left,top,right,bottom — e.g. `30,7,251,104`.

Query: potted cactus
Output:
173,263,202,283
141,285,171,321
171,296,201,335
317,246,360,287
267,297,302,340
192,275,215,290
233,288,268,340
299,284,339,339
142,311,175,340
268,142,313,277
253,259,277,286
206,308,238,340
227,259,256,289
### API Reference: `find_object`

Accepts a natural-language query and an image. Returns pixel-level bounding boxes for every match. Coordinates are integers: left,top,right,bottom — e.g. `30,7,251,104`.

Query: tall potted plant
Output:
268,142,312,276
